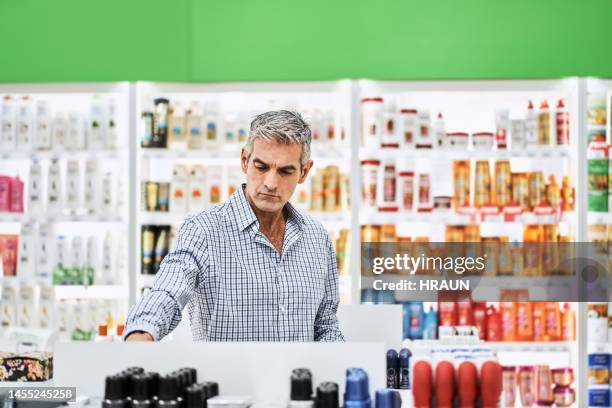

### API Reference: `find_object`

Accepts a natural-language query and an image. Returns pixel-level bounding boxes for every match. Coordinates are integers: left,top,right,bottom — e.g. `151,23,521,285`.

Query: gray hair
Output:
245,110,312,168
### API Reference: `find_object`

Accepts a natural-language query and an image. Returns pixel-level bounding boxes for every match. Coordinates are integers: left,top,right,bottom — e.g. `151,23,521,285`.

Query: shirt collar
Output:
231,184,305,232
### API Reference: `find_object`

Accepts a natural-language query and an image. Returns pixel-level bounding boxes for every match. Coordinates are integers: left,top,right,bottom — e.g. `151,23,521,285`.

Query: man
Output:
125,110,344,342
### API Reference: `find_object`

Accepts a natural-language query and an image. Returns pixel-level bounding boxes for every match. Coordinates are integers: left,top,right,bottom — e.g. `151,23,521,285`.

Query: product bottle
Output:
102,374,129,408
67,112,86,151
53,235,68,284
131,373,156,408
344,368,372,408
408,302,424,339
65,160,81,214
142,226,155,275
374,389,401,408
204,101,220,148
51,112,68,152
457,361,478,408
37,224,52,279
422,306,438,340
433,112,445,149
34,99,51,150
84,159,99,214
17,223,35,279
544,301,561,341
398,348,411,390
386,349,399,389
102,232,115,284
532,302,547,341
561,303,575,341
1,95,16,153
186,101,203,150
480,361,503,408
555,99,569,145
537,100,551,146
168,102,187,150
494,109,509,149
89,96,107,150
47,159,63,216
381,99,398,148
316,382,339,408
411,361,432,408
525,100,538,148
189,165,208,211
0,176,10,212
71,236,84,284
185,384,205,408
157,374,180,407
486,305,502,341
9,176,24,213
170,165,189,214
141,111,154,148
101,172,115,216
435,361,455,408
223,111,238,146
289,368,314,407
154,228,169,273
86,235,99,285
587,135,609,212
16,96,33,152
108,98,118,150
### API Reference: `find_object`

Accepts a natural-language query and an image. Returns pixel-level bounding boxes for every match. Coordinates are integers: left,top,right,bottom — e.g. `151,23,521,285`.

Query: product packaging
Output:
0,351,53,381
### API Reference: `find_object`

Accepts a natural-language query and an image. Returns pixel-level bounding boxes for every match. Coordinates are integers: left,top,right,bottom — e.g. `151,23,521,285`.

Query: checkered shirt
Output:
125,184,344,342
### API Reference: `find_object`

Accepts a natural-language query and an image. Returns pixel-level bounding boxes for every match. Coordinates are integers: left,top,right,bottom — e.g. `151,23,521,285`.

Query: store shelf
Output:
360,210,574,225
0,149,122,161
0,213,125,224
54,285,129,300
359,146,573,160
139,211,191,226
484,341,574,353
587,124,607,133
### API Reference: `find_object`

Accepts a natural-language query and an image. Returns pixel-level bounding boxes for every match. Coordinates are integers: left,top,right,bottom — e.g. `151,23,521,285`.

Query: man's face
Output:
241,138,312,214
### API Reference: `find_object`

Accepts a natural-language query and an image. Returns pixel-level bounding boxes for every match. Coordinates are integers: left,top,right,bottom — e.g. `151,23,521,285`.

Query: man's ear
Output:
298,160,314,184
240,148,248,174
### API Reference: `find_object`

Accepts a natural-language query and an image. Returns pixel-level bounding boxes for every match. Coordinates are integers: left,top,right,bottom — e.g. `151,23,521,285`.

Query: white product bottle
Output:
381,99,399,148
310,109,324,147
16,96,33,152
168,101,187,150
37,223,53,279
86,235,101,284
28,160,43,216
186,101,203,150
525,100,538,148
51,112,68,152
237,111,249,145
101,172,115,216
206,166,222,207
204,101,220,148
71,236,84,283
38,285,55,329
1,95,16,154
18,284,37,328
17,223,36,279
170,164,189,214
433,112,446,149
35,99,52,150
101,232,115,284
67,112,86,151
223,111,238,146
65,160,81,214
416,111,433,148
226,166,243,199
116,234,127,285
361,97,384,148
107,98,119,150
84,160,99,214
1,284,18,327
55,235,68,273
189,165,208,212
324,110,336,147
47,159,63,216
89,97,107,150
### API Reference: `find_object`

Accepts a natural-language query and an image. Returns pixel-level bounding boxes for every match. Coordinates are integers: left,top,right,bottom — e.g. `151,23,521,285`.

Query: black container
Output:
316,382,339,408
156,374,179,407
102,374,129,408
290,368,314,402
130,373,155,408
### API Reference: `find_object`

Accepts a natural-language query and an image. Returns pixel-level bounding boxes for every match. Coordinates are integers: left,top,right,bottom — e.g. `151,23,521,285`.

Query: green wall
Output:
2,0,612,83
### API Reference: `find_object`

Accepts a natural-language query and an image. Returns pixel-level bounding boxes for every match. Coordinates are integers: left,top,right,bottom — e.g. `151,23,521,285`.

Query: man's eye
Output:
280,169,294,175
255,165,267,171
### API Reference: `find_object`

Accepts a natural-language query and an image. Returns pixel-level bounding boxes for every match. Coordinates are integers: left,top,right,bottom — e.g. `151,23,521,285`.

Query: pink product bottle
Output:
0,176,11,212
9,177,24,213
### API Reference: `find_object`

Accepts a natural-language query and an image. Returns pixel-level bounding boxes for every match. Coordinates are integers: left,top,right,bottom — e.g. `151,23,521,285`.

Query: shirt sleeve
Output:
313,233,345,342
124,217,207,341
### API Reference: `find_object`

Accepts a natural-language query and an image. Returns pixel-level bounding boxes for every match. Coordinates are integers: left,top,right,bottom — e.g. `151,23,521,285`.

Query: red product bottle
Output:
0,176,10,212
556,99,570,145
480,361,503,408
435,361,455,408
486,305,502,341
9,176,24,213
412,360,433,408
457,300,474,326
473,302,488,340
458,361,478,408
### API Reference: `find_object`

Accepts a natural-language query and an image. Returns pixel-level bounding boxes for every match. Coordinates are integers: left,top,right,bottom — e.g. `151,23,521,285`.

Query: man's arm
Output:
124,217,207,341
313,234,345,342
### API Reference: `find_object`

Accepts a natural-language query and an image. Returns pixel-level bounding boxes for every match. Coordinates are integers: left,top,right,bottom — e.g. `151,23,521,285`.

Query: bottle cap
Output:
126,367,145,374
316,382,339,408
386,349,399,370
149,372,160,397
104,374,127,400
158,374,179,401
375,389,401,408
130,373,153,401
185,385,206,408
399,349,412,368
199,381,219,399
290,368,313,401
344,368,370,403
183,367,197,385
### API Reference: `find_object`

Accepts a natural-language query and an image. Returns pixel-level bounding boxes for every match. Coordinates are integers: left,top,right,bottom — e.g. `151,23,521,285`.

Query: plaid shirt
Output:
125,184,344,342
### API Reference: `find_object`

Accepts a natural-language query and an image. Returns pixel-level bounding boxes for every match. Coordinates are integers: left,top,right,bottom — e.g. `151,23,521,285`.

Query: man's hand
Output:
125,331,154,342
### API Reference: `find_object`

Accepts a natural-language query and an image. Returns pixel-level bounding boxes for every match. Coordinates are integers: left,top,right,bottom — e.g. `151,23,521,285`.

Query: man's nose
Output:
263,170,279,191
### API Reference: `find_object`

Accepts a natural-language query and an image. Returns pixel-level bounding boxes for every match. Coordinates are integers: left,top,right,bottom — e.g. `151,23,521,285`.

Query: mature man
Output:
125,110,344,342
